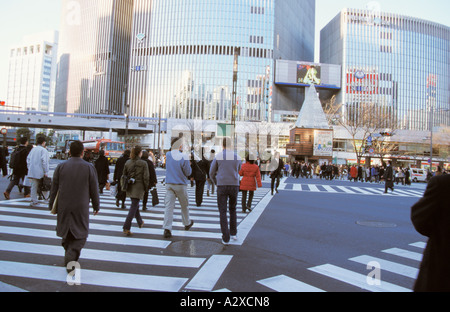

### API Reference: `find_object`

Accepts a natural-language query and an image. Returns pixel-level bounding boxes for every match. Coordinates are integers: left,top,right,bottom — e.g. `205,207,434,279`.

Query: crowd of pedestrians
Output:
2,137,450,290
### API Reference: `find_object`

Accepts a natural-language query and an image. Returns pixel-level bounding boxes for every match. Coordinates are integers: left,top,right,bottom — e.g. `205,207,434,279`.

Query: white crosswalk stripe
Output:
278,183,423,197
257,242,425,292
0,181,270,292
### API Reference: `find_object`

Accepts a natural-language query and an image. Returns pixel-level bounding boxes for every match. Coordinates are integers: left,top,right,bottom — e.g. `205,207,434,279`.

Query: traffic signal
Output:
0,101,5,106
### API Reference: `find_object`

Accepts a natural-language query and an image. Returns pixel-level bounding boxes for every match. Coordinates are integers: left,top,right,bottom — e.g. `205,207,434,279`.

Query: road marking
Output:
308,184,320,192
308,264,411,292
409,242,426,249
335,186,356,194
185,255,233,291
258,275,325,292
349,187,372,195
0,214,221,239
382,248,423,261
0,240,205,268
0,260,188,292
292,184,302,191
0,225,171,249
322,185,338,193
349,255,419,278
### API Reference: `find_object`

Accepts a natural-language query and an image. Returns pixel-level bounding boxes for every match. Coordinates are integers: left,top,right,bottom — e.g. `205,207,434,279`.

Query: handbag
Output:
50,191,59,215
151,187,159,206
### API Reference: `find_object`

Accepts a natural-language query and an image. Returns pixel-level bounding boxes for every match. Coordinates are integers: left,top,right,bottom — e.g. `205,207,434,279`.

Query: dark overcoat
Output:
384,165,394,188
94,155,110,184
411,174,450,292
49,157,100,239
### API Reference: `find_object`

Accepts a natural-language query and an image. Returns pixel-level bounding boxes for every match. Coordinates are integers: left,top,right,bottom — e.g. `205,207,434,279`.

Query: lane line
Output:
257,275,325,292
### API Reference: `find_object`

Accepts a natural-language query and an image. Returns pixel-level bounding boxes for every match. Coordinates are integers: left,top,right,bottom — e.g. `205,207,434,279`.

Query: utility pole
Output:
158,104,162,156
232,47,240,148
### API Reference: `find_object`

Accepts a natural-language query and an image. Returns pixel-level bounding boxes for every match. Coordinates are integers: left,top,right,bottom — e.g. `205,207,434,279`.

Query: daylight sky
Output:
1,0,449,101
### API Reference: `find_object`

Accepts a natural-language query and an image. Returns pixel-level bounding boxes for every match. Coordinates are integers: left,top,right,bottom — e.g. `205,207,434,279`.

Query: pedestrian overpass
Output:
0,110,167,135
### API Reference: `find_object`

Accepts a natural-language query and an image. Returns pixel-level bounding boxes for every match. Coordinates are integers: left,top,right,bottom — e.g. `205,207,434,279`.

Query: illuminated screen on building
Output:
275,60,341,89
297,64,321,85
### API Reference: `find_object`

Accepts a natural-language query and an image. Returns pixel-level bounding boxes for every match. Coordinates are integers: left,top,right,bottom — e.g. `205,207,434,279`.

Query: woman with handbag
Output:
239,154,262,213
121,146,149,236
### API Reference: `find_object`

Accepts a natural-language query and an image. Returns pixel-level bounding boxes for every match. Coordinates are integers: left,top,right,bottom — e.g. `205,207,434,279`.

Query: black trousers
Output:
241,190,254,210
61,230,87,267
271,176,280,193
195,180,206,206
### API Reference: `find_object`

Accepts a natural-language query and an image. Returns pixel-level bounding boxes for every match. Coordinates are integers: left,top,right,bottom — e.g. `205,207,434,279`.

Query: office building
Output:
127,0,316,123
55,0,134,115
320,8,450,131
7,31,59,112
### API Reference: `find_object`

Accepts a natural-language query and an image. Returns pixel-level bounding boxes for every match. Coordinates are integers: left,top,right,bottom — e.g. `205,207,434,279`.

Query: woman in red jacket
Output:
239,155,262,213
350,165,358,182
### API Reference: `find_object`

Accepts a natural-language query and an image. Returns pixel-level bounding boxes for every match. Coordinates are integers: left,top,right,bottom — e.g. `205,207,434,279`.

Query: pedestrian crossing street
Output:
0,183,271,292
277,180,425,198
258,241,425,292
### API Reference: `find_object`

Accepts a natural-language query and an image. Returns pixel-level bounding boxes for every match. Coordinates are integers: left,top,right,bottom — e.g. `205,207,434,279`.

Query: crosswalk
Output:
0,182,271,292
279,182,425,198
258,241,425,292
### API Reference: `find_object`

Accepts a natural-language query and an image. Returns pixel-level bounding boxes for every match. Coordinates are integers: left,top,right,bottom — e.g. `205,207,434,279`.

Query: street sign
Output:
0,128,7,135
369,148,375,155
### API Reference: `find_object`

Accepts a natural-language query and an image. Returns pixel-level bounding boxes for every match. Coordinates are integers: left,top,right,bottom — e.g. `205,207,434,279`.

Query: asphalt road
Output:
0,159,428,295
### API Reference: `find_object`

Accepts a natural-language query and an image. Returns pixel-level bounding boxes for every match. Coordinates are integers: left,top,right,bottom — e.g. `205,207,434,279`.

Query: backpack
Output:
9,148,21,169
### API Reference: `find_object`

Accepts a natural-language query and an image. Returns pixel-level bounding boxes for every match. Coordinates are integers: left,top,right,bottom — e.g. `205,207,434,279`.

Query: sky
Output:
0,0,449,101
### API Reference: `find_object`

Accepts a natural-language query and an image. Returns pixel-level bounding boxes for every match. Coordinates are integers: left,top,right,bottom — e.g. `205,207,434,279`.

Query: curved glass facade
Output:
320,8,450,131
128,0,315,122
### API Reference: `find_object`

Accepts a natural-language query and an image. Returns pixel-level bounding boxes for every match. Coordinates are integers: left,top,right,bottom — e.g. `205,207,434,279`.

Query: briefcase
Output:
151,187,159,206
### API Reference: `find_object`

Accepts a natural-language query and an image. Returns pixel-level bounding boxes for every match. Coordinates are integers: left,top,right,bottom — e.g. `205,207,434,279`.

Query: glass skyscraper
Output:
320,8,450,131
55,0,134,115
127,0,315,123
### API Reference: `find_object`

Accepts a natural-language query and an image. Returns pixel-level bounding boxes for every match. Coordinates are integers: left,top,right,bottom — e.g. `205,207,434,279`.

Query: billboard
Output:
297,64,321,85
346,68,379,94
275,60,341,89
313,130,333,157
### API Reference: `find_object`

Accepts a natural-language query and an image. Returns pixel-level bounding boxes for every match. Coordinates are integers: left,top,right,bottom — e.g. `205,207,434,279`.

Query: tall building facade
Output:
55,0,134,115
127,0,315,122
7,31,59,112
320,8,450,131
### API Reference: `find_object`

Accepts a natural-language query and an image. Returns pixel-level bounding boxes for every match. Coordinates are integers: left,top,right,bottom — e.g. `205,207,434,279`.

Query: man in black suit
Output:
411,174,450,291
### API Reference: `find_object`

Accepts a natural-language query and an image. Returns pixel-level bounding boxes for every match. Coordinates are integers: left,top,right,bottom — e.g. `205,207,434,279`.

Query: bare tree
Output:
324,100,399,165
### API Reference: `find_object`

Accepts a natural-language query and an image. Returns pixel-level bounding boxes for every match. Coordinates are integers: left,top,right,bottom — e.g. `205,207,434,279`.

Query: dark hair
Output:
19,137,28,145
70,141,84,157
36,136,46,145
131,146,142,160
99,149,105,157
141,150,149,160
222,137,232,149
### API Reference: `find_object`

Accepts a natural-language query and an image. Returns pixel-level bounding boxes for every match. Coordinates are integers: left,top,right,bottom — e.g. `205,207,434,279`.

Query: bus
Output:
83,139,126,164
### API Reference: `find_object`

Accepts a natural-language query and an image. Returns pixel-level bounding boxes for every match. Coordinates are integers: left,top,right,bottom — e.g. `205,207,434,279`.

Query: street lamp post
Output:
232,47,240,147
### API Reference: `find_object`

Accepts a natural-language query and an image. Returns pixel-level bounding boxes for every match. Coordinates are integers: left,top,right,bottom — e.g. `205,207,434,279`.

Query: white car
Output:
411,168,427,182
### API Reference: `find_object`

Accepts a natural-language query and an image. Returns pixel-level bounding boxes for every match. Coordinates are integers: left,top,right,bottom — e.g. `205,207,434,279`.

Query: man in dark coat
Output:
94,149,110,194
189,153,209,206
4,137,30,199
383,161,394,193
113,150,130,209
411,174,450,291
49,141,100,271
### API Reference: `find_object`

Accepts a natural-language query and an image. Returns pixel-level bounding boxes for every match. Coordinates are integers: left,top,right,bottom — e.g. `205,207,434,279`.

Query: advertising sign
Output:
346,69,379,95
297,64,321,86
313,130,333,157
